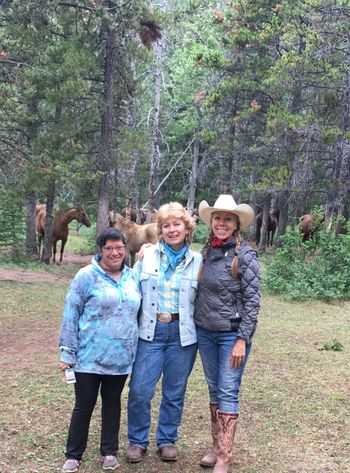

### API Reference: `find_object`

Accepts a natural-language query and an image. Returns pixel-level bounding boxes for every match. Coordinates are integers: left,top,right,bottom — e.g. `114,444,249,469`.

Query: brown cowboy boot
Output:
213,411,239,473
200,402,219,467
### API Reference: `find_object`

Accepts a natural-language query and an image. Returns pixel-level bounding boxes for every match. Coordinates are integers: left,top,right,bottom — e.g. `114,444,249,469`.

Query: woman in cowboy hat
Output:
194,194,260,473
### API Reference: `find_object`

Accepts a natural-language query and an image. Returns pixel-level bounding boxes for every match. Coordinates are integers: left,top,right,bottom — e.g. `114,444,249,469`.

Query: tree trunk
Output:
186,137,200,210
335,68,350,235
275,190,290,247
41,102,62,264
147,42,163,211
258,192,272,251
248,167,258,242
96,15,116,238
25,99,40,259
41,177,55,264
25,192,37,259
334,141,350,235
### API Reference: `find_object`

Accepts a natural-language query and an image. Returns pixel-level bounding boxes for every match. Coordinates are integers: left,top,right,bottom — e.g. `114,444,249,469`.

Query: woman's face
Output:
161,216,189,251
211,211,238,241
100,238,126,273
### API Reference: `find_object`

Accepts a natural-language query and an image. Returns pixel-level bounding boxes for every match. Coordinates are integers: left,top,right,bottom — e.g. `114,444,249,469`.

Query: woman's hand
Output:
137,243,152,260
60,362,71,371
230,338,246,369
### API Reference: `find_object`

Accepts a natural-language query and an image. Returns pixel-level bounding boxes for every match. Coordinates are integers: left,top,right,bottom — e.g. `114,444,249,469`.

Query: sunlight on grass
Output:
0,280,349,473
65,223,95,255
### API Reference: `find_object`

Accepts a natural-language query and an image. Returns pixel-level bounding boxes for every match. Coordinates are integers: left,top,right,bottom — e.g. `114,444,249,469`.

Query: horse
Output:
36,206,91,263
299,214,325,242
121,207,157,224
299,214,313,242
35,203,46,215
186,208,199,223
121,207,147,223
108,211,158,266
255,210,280,247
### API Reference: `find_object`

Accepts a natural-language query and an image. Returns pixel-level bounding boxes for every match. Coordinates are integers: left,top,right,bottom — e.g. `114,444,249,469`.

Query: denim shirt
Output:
59,255,141,375
133,243,202,347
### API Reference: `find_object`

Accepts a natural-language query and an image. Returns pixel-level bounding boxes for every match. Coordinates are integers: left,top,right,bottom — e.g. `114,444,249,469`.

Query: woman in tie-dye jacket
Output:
59,228,141,473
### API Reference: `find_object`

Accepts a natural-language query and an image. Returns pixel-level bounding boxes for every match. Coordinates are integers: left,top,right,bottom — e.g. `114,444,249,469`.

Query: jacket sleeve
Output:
132,259,142,284
58,271,88,364
237,250,261,343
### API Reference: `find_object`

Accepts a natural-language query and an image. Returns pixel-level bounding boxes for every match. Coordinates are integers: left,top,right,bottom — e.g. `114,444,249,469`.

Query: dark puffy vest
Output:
194,242,260,338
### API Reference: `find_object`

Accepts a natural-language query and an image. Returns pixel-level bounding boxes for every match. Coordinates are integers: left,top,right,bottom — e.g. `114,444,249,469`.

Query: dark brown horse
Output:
255,210,280,247
121,207,157,224
299,214,314,242
186,208,199,223
121,207,147,223
299,214,325,242
36,206,91,263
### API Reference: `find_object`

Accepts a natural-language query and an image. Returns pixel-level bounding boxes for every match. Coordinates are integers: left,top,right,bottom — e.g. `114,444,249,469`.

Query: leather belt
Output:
157,312,180,323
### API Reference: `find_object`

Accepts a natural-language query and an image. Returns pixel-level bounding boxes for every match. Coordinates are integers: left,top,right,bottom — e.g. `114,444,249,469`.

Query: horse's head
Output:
76,207,91,227
108,211,130,228
108,210,117,227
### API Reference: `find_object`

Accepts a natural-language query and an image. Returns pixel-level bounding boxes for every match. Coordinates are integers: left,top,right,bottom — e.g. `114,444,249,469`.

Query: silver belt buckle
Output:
157,312,172,323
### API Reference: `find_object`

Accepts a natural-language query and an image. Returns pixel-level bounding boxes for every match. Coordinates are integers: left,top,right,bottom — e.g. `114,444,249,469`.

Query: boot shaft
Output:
216,411,238,461
209,402,220,441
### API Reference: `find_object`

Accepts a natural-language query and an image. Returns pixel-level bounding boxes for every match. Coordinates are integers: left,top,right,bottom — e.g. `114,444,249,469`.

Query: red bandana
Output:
211,237,227,247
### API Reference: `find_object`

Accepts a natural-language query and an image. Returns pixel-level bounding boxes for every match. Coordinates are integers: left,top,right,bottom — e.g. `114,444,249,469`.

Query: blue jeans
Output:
127,320,197,449
197,327,251,413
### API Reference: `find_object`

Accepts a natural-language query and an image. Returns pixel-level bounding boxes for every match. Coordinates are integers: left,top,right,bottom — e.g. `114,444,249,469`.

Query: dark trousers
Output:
66,372,128,460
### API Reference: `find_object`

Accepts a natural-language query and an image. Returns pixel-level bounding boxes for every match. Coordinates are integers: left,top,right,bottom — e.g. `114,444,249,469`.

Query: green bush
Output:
262,225,350,301
319,339,344,352
0,188,26,262
193,222,209,244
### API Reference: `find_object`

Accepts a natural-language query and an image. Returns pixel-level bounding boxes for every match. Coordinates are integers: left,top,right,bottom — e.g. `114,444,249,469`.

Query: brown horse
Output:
121,207,157,224
186,208,199,223
299,214,325,242
299,214,314,242
35,203,46,215
255,210,280,247
108,211,158,266
36,206,91,263
121,207,147,223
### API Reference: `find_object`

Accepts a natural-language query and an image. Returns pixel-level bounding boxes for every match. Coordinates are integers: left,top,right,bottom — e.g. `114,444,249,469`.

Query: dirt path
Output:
0,253,93,283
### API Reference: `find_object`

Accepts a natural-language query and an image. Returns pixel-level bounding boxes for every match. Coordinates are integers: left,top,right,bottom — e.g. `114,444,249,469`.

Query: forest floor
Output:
0,255,349,473
0,252,92,284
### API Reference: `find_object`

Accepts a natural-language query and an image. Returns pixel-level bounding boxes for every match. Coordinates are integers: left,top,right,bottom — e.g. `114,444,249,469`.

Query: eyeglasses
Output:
103,245,126,252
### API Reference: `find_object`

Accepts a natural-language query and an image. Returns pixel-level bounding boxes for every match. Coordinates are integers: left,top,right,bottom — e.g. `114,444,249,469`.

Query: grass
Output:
0,272,350,472
65,225,95,255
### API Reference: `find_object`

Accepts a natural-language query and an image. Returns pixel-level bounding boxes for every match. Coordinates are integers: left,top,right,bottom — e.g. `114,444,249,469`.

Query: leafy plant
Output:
193,222,209,244
262,225,350,301
318,339,344,352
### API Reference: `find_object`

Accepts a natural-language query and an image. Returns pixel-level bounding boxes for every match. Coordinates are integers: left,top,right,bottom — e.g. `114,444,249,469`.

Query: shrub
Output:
193,222,209,244
319,339,344,352
262,225,350,301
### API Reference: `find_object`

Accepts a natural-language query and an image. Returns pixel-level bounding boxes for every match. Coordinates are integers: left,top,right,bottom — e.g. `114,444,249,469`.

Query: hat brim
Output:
199,201,254,229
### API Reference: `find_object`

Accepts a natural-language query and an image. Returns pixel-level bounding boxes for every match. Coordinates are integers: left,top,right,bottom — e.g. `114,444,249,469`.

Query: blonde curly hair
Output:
156,202,196,243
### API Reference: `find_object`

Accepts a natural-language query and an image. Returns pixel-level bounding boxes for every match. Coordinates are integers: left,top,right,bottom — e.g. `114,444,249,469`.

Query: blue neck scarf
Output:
162,241,189,280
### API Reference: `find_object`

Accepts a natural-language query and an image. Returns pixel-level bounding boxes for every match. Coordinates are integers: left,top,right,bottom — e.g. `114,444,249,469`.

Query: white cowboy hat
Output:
199,194,254,229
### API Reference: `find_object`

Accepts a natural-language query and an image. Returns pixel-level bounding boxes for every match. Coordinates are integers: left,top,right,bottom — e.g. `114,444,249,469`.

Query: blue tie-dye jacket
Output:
59,255,141,375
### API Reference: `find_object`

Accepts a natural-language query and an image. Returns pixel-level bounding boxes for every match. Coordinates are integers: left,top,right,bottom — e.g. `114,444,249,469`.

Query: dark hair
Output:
96,228,127,248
